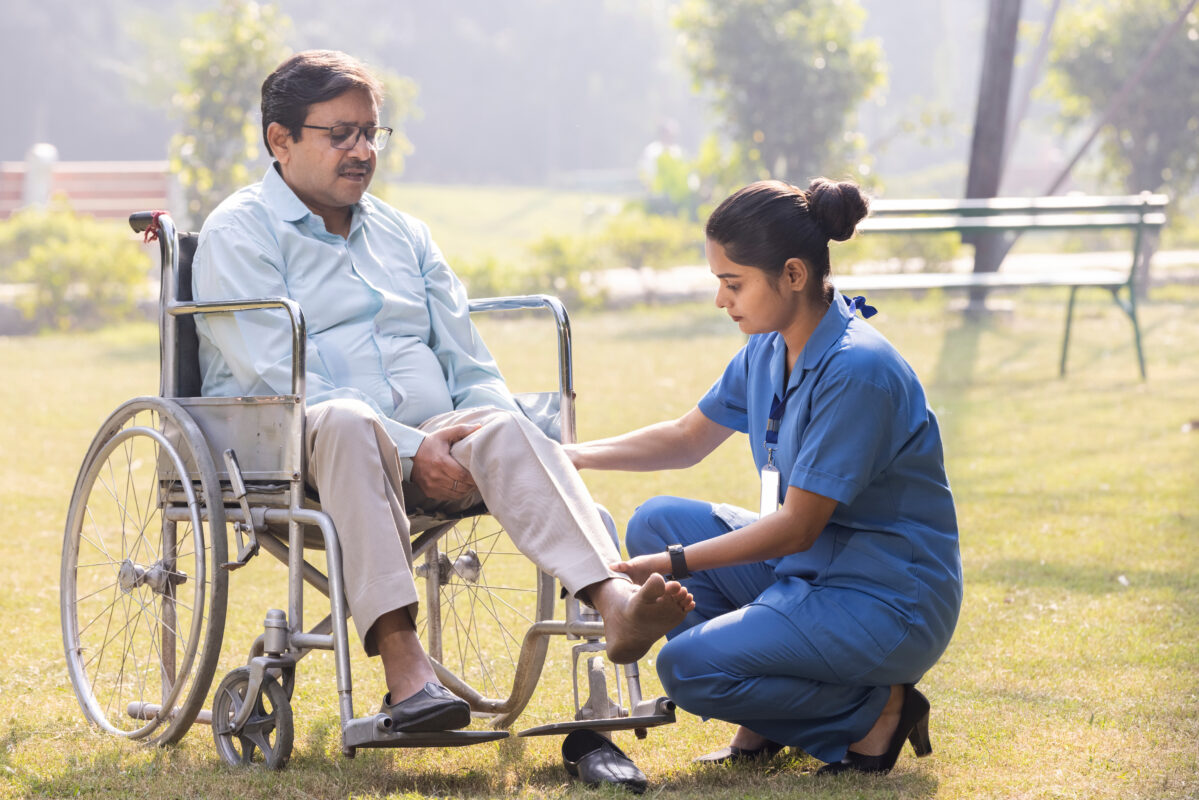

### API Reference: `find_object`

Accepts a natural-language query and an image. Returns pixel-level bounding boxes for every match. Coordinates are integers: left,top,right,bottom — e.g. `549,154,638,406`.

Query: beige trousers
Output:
304,399,622,655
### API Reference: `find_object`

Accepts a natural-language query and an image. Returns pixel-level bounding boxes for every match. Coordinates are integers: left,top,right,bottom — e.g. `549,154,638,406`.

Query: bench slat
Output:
834,268,1128,292
869,194,1168,216
858,211,1165,235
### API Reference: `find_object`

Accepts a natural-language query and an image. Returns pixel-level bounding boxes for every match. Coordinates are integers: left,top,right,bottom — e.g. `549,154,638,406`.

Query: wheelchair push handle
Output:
128,211,161,234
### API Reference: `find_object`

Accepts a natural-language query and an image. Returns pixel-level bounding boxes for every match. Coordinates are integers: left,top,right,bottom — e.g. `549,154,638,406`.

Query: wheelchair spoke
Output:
447,589,500,695
75,584,123,638
103,592,143,722
81,505,119,567
464,581,520,674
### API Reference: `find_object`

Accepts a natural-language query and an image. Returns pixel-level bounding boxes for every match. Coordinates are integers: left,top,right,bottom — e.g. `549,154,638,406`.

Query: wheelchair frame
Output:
59,210,674,768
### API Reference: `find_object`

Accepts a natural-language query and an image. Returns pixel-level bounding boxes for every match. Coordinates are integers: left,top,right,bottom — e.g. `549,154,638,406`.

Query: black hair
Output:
260,50,384,156
705,178,869,299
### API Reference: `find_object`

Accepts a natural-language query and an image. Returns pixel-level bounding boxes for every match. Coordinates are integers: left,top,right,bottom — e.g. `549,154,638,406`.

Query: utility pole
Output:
963,0,1022,311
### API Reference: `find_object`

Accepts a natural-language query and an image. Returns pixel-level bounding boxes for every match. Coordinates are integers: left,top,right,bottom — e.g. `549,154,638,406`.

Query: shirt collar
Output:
262,163,311,223
261,163,374,229
768,290,855,391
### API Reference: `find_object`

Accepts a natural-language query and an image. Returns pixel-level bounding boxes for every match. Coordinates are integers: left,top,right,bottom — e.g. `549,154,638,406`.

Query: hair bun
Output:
806,178,869,242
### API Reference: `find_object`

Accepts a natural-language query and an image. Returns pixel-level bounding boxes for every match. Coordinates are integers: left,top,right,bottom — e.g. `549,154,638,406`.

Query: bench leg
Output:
1113,287,1148,380
1059,287,1079,377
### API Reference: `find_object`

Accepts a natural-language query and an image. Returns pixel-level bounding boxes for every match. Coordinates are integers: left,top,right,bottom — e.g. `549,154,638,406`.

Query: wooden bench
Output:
0,161,174,221
834,193,1167,379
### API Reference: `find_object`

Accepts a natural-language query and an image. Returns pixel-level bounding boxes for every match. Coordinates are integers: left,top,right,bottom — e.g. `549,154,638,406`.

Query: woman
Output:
565,178,962,774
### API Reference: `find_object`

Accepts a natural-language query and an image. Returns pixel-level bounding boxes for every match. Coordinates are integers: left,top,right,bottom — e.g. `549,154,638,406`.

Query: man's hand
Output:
411,424,481,502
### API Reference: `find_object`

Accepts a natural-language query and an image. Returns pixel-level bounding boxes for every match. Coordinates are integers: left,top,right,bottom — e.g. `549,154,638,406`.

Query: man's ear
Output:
782,257,809,293
266,122,292,165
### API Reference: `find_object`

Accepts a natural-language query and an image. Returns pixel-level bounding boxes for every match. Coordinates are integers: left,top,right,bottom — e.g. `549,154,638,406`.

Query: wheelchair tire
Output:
61,397,228,744
211,666,293,770
416,515,555,729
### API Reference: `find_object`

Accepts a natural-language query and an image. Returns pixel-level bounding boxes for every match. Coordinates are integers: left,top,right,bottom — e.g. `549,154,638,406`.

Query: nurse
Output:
565,178,962,774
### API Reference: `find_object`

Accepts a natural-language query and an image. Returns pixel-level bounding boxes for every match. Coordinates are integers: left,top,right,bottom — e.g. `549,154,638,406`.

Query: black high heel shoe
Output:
817,685,933,776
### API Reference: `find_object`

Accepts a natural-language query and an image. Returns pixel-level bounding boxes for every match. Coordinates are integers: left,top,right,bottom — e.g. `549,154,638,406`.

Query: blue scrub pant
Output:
628,496,921,764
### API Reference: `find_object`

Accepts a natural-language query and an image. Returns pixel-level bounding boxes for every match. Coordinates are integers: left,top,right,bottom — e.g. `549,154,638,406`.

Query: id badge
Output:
759,462,780,518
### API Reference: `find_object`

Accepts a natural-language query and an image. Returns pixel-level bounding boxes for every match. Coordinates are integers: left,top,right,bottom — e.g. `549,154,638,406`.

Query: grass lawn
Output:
0,285,1196,799
378,182,630,263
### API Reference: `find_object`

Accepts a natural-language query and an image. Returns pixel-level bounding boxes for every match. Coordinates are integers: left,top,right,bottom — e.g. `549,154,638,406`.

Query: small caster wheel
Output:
212,666,293,769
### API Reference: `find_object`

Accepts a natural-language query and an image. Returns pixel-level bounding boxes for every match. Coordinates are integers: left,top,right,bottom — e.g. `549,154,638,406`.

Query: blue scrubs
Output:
626,293,962,764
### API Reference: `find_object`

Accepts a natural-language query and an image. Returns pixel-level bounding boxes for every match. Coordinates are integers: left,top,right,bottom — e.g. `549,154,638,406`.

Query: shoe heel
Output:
908,713,932,757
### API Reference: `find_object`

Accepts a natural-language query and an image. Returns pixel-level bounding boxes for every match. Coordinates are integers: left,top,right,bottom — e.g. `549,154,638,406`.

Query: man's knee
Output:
307,399,398,482
310,399,386,443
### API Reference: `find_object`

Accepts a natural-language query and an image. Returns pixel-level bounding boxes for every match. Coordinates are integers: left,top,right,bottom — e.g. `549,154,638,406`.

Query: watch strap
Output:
667,544,690,580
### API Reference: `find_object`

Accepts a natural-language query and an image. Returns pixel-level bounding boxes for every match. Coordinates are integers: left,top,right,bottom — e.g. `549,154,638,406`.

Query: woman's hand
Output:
560,443,583,470
611,553,670,586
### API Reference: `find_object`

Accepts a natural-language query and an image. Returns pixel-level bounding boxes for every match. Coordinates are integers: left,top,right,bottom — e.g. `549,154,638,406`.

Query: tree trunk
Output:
963,0,1022,310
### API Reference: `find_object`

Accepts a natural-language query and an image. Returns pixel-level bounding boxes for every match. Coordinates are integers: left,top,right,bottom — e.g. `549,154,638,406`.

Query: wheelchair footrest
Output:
516,698,676,738
343,714,509,749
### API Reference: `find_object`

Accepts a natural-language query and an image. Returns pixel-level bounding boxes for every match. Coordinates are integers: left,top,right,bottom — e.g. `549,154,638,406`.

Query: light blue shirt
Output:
193,165,520,475
698,293,962,644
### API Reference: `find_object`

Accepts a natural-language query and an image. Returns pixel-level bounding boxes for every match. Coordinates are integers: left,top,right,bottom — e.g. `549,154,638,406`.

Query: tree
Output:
1045,0,1199,199
168,1,292,225
674,0,885,183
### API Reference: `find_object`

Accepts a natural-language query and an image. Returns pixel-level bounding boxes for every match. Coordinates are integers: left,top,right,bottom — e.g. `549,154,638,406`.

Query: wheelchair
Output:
59,210,675,768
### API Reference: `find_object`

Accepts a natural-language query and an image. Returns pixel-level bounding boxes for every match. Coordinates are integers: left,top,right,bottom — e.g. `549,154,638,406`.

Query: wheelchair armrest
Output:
168,298,308,399
467,294,576,443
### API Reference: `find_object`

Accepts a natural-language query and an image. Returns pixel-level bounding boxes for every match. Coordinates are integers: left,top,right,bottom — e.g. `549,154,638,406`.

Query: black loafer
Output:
562,728,648,794
692,739,784,765
381,682,471,732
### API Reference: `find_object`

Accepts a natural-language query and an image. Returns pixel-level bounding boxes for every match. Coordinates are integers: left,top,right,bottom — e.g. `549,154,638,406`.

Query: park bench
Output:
834,193,1168,379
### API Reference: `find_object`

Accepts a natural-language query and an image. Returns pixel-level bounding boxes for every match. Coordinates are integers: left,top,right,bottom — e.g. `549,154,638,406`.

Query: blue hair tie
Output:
844,294,877,319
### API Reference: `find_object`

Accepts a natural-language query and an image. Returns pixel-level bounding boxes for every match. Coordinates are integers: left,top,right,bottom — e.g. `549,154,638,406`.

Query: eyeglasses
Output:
301,124,393,151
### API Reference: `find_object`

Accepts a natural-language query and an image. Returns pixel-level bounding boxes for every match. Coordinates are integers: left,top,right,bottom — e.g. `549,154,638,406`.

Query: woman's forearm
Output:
567,407,732,472
630,486,838,575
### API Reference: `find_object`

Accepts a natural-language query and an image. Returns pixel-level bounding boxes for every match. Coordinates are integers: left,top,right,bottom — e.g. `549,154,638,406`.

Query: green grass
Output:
1,285,1197,798
377,182,631,263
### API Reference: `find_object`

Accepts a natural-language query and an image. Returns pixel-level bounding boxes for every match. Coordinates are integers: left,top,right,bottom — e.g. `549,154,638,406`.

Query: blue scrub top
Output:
698,292,962,639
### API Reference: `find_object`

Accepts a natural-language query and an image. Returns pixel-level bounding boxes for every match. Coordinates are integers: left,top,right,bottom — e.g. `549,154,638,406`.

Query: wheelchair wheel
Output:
416,515,554,729
61,397,228,744
211,667,293,769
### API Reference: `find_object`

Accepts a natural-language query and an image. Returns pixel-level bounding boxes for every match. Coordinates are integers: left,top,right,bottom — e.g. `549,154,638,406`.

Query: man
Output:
193,50,693,733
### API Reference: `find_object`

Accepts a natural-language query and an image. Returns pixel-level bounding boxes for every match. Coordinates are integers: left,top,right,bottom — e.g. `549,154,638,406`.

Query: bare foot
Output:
592,574,695,664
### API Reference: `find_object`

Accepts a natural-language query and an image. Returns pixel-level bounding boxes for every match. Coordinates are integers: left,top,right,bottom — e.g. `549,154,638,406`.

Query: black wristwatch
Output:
667,544,690,580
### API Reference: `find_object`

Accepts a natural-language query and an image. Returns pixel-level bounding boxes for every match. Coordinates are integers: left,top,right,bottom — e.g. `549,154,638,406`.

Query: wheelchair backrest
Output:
174,233,203,398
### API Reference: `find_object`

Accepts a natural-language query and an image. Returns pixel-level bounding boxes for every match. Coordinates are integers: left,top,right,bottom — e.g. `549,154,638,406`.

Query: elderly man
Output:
193,50,692,733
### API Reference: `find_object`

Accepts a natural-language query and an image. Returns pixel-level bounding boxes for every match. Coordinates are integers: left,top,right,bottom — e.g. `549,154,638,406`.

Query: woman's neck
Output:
781,294,830,377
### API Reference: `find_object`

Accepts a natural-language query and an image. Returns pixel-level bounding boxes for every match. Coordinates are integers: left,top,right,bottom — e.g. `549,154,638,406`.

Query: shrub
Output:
0,201,151,331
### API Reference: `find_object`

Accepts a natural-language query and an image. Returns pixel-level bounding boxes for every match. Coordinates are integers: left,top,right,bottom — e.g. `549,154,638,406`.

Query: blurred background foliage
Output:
1043,0,1199,203
674,0,885,183
0,0,1196,329
0,202,149,331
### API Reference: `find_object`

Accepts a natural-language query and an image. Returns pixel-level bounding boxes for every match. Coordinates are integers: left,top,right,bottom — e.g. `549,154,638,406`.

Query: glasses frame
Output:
300,124,394,152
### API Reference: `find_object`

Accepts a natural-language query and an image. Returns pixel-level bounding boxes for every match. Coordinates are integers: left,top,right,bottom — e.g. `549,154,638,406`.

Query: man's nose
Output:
350,129,373,158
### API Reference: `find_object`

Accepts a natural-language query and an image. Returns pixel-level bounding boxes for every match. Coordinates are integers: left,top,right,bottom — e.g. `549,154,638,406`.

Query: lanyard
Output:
759,294,876,517
764,384,798,464
760,383,797,517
